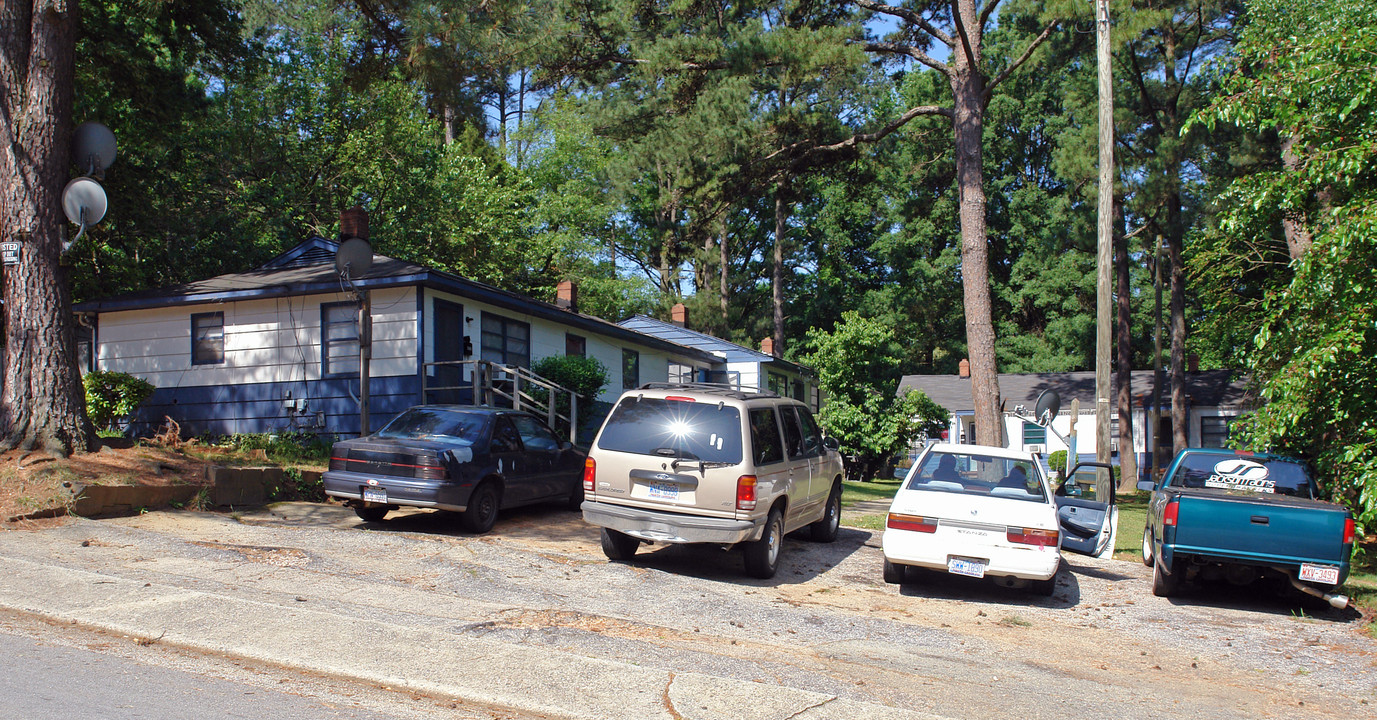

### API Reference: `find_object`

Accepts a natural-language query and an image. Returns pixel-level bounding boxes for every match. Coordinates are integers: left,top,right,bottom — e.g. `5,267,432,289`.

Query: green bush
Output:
219,431,334,464
532,355,610,403
1048,450,1068,479
83,371,156,431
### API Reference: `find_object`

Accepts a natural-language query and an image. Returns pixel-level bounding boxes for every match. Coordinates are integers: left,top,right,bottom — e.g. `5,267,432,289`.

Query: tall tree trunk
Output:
1168,191,1188,454
950,2,1001,448
1279,134,1313,261
718,218,729,324
0,0,97,456
1115,201,1138,490
771,178,787,357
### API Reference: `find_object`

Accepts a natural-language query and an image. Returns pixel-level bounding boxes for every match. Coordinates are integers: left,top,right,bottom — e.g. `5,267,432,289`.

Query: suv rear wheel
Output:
743,507,784,579
601,528,640,561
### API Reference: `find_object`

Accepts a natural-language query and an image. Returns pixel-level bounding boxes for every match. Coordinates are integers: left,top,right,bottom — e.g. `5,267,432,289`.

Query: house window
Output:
1022,422,1046,446
622,349,639,390
191,312,225,365
321,302,360,376
1200,416,1232,448
768,371,787,396
481,313,530,367
566,333,586,357
668,362,695,384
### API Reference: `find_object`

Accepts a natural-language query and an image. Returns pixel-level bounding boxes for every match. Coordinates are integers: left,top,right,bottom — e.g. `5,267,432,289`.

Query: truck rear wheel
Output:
1152,557,1183,597
1141,527,1155,568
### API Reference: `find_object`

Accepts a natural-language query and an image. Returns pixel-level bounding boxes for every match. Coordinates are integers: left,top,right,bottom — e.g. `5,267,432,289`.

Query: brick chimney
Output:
556,280,578,311
671,303,687,327
340,206,369,240
760,337,775,357
958,358,970,378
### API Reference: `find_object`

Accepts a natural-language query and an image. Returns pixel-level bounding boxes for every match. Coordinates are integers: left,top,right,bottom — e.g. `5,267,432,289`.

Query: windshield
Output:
905,450,1048,503
596,396,743,464
374,408,486,445
1167,452,1314,497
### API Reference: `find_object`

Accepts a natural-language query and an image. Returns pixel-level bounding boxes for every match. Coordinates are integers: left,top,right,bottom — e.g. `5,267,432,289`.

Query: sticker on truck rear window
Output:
1204,459,1275,493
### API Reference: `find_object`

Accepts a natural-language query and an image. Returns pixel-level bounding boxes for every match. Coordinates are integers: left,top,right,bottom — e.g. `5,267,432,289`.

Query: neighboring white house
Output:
899,366,1252,482
618,311,819,410
73,233,721,438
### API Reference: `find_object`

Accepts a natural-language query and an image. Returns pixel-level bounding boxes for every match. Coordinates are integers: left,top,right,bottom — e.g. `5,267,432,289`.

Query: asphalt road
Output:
0,501,1372,720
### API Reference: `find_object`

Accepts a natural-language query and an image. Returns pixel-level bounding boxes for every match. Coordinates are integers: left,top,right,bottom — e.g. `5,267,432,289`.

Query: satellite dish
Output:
62,177,108,227
1033,389,1061,427
335,236,373,278
73,122,117,174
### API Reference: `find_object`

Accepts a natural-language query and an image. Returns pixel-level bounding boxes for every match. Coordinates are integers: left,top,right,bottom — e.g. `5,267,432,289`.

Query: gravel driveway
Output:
5,501,1373,719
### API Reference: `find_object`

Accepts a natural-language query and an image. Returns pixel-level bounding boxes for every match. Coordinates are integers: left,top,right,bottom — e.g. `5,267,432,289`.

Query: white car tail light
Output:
887,513,937,533
1007,527,1059,547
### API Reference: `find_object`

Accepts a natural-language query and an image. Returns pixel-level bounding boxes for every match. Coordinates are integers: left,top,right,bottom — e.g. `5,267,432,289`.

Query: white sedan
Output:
882,444,1114,596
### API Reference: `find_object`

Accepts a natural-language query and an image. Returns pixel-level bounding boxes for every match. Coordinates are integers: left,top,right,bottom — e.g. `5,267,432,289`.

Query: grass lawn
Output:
840,477,900,531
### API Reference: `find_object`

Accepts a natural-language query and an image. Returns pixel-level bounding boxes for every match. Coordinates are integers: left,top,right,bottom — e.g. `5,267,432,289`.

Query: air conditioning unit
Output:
1026,444,1046,454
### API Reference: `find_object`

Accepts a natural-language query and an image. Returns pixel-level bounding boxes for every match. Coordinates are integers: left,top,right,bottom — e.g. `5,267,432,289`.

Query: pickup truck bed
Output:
1141,449,1354,604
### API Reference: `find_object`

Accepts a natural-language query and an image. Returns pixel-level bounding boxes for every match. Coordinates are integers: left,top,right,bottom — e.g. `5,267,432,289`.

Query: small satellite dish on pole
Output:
61,176,108,247
73,122,117,175
1033,389,1061,427
335,236,373,280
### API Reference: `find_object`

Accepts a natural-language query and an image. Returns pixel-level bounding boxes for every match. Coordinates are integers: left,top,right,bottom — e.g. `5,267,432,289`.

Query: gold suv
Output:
580,383,845,578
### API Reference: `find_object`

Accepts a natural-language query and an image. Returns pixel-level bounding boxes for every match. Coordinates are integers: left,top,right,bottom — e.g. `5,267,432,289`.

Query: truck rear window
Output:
1168,453,1314,497
596,397,744,464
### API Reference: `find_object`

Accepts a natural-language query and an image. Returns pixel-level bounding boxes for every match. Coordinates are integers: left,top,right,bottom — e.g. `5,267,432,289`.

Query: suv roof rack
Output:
637,382,781,401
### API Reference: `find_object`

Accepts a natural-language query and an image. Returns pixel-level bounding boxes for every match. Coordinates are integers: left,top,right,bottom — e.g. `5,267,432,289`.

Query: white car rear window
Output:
906,451,1047,502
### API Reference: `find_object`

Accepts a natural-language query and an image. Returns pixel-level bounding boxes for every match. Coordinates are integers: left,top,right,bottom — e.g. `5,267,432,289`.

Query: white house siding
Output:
98,288,418,436
421,290,688,404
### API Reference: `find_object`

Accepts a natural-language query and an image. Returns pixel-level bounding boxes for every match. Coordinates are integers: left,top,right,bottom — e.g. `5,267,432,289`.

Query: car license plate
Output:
362,487,387,504
948,557,987,578
647,481,679,501
1299,563,1340,585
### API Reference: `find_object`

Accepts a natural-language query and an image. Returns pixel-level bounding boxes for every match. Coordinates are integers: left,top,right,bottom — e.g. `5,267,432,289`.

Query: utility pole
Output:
1094,0,1115,498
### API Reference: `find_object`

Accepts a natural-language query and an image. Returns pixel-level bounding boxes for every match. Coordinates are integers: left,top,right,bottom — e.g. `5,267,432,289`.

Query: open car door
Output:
1055,462,1119,558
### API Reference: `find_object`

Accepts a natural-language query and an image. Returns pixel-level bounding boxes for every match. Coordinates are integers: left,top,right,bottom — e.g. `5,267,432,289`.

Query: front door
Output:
1055,462,1119,557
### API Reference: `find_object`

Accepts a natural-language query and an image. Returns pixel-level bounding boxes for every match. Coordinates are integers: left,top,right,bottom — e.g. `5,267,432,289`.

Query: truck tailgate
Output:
1174,491,1349,564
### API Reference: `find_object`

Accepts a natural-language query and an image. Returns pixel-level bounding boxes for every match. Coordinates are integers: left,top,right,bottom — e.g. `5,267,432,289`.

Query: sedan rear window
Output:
905,451,1047,502
375,408,486,445
596,397,743,464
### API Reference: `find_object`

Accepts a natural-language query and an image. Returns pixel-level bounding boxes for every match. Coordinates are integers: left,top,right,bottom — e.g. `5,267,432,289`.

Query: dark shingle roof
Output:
898,369,1252,412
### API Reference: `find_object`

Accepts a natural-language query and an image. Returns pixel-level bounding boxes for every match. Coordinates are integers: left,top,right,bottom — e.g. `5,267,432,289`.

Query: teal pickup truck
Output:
1138,448,1355,608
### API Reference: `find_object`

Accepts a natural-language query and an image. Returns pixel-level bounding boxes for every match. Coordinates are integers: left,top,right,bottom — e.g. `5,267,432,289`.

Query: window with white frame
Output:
1200,416,1232,448
480,313,530,367
321,302,359,376
191,311,225,365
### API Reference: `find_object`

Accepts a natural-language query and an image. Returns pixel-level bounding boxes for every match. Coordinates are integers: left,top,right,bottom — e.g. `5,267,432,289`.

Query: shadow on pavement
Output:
894,564,1085,609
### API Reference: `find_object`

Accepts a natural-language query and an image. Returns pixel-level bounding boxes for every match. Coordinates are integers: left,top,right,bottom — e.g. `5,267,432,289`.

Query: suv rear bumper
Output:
582,500,761,544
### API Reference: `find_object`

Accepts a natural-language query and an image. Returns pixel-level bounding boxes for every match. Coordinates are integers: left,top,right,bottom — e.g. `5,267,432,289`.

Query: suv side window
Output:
794,407,824,457
749,408,785,466
779,405,806,459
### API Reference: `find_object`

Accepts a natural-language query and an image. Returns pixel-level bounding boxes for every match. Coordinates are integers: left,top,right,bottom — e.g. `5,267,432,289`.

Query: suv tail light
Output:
1007,527,1059,547
1163,499,1180,527
736,475,757,511
583,458,596,492
887,514,937,533
1343,517,1355,545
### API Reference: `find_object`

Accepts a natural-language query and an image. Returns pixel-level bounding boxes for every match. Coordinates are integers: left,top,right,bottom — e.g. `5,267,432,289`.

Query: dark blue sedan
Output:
323,406,586,533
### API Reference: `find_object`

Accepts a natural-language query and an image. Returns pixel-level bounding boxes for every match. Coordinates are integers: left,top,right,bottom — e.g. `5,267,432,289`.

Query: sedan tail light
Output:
583,458,596,492
1007,527,1059,547
887,514,937,533
736,475,757,511
1343,517,1355,545
329,455,348,471
1163,499,1180,527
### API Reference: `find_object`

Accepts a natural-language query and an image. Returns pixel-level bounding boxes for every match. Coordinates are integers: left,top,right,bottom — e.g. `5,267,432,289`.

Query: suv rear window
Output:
597,396,743,464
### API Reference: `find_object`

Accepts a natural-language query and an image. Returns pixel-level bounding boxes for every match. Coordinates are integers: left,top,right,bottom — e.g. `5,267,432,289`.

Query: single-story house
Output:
73,218,723,438
899,364,1252,480
618,310,819,410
